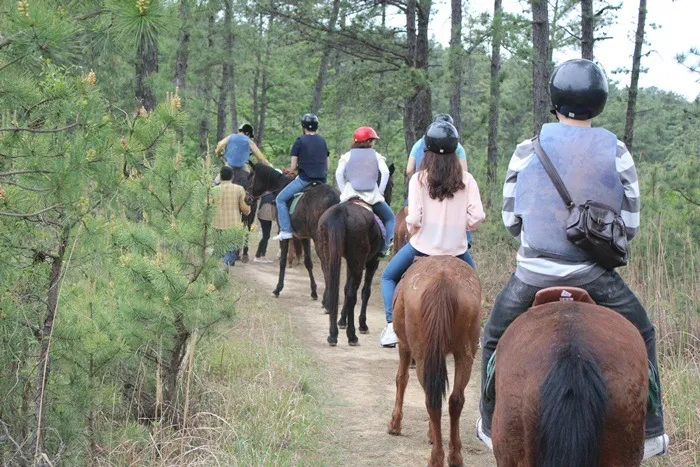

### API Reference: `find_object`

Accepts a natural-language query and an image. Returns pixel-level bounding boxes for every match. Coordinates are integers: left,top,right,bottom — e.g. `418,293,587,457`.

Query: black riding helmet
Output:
433,113,454,125
550,59,608,120
301,113,319,131
425,121,459,154
238,123,254,138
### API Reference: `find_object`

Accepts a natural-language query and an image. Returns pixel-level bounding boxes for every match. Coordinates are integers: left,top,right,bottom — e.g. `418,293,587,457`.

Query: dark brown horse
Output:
387,256,481,467
247,163,340,299
492,287,648,466
316,164,395,346
392,205,410,255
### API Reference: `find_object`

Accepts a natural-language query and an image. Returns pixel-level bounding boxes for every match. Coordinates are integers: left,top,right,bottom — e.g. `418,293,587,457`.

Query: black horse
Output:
246,164,340,299
316,163,395,346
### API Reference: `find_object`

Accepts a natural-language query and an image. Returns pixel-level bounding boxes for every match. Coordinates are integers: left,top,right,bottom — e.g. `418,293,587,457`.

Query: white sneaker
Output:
379,322,399,347
475,417,493,451
254,257,273,264
272,231,293,241
642,434,669,460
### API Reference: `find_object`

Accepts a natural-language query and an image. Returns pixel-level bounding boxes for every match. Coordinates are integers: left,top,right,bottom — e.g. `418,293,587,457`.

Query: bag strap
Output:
532,136,576,209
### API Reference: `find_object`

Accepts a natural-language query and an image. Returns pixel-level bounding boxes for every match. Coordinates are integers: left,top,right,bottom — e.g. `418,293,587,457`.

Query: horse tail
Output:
422,272,457,413
323,206,346,317
538,341,608,467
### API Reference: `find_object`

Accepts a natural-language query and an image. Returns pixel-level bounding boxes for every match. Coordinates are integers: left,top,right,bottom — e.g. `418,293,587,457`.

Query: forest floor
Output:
228,238,496,467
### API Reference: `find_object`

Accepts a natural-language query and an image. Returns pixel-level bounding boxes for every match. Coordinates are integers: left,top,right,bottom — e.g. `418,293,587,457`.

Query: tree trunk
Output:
448,0,463,133
199,9,215,157
623,0,646,153
580,0,594,60
252,14,263,138
173,0,190,142
487,0,503,189
31,226,70,462
135,38,158,111
531,0,550,135
403,0,432,154
173,0,190,90
311,0,341,114
217,0,233,142
258,16,274,145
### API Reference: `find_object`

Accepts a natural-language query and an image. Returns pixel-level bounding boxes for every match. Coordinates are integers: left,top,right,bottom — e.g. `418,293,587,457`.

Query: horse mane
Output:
253,163,290,192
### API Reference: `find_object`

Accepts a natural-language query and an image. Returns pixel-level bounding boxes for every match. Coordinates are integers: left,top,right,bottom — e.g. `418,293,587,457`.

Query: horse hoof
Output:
327,336,337,346
323,309,329,315
272,290,280,297
240,254,249,263
387,423,401,436
359,328,369,334
338,323,346,330
311,294,318,301
349,340,360,346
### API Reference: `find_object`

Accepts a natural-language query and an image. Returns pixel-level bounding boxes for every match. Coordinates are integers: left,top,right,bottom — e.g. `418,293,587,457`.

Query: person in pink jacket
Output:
379,121,485,347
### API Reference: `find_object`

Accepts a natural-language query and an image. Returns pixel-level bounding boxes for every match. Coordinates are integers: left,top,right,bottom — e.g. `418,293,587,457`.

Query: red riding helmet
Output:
353,126,379,142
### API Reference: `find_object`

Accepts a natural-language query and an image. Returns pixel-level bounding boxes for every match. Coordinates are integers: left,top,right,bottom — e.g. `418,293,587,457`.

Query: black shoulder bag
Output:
532,137,628,270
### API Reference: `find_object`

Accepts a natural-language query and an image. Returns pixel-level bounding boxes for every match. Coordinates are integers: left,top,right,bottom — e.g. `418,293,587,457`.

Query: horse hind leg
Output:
338,279,352,329
447,351,474,467
388,343,412,435
344,265,363,346
416,360,445,466
358,258,380,334
302,238,318,300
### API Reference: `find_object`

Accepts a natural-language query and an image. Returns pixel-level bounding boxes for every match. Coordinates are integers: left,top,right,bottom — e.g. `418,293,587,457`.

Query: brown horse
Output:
492,288,648,466
247,163,340,299
392,205,410,255
387,256,481,467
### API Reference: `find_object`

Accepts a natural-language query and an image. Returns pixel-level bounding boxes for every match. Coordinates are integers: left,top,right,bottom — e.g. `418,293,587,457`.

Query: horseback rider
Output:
215,123,272,189
405,113,474,254
405,113,468,179
379,121,485,347
335,126,395,256
475,58,668,460
273,113,329,241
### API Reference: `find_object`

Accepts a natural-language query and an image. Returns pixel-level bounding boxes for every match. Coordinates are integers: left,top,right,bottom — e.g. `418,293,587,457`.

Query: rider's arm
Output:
377,154,390,193
215,135,230,158
457,144,468,172
238,187,251,216
249,140,272,166
465,175,486,231
405,176,422,234
617,141,640,241
289,138,301,173
335,153,348,192
502,142,534,238
405,156,416,178
289,156,298,172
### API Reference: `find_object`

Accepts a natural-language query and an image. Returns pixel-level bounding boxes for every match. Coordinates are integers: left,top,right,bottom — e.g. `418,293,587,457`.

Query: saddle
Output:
346,197,386,240
531,287,595,306
288,181,324,215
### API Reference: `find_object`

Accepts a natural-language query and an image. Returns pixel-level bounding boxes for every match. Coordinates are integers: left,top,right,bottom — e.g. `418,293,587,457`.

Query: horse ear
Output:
389,163,395,176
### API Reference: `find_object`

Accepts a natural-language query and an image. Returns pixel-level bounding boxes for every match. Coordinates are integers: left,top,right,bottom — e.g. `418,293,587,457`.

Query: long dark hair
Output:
351,140,375,149
418,151,465,200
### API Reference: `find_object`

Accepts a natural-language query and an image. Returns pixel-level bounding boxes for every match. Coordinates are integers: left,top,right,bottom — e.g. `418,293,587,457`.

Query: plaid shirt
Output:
213,181,251,230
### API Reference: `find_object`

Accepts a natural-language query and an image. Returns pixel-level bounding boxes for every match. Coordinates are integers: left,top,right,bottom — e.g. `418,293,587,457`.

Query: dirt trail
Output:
233,247,496,467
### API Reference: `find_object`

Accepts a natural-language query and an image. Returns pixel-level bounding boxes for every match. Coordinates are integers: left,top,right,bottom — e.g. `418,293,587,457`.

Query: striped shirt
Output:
502,137,640,287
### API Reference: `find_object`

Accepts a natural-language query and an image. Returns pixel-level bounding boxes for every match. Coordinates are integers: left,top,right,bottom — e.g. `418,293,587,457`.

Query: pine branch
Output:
0,205,60,219
0,122,79,133
0,170,53,177
674,188,700,207
0,53,29,73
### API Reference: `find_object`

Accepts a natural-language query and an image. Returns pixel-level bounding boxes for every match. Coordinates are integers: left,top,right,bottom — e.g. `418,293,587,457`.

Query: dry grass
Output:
97,276,328,466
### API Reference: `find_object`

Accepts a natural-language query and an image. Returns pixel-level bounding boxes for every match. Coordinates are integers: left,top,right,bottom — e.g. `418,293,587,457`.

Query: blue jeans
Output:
372,201,395,252
275,176,310,233
223,250,238,265
381,243,474,323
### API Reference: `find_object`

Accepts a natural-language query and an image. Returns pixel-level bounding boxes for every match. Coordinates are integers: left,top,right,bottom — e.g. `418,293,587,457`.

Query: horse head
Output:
380,162,396,205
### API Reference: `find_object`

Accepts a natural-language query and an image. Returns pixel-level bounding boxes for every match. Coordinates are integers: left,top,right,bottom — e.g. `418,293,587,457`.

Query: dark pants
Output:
479,270,664,439
256,219,272,257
